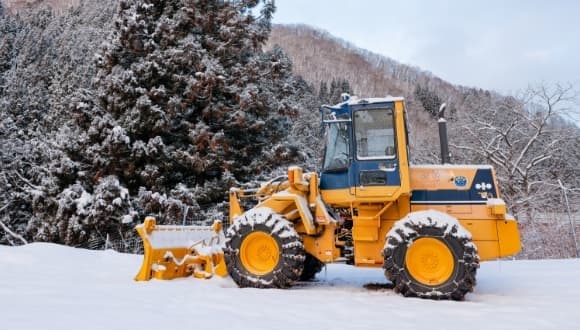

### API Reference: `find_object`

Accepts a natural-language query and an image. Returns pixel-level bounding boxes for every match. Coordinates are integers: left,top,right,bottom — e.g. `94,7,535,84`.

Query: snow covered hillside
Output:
1,244,579,330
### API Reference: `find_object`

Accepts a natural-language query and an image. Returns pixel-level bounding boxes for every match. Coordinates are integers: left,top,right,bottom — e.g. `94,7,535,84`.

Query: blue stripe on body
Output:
411,168,496,204
320,167,497,204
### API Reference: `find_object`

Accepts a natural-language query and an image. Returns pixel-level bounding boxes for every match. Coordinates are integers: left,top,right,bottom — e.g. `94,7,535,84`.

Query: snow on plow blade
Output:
134,216,227,281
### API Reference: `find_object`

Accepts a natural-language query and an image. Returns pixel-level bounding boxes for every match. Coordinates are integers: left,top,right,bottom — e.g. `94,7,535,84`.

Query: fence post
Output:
105,233,111,250
559,179,578,258
183,206,189,226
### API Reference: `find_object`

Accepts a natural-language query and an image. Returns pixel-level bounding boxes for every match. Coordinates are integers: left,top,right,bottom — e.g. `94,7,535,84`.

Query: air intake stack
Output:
438,103,451,164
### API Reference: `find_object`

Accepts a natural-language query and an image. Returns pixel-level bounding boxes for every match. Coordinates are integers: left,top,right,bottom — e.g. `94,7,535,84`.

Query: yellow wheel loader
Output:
136,95,521,300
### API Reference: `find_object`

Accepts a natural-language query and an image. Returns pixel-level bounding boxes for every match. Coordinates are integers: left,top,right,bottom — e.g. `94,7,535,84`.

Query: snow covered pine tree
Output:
58,0,306,245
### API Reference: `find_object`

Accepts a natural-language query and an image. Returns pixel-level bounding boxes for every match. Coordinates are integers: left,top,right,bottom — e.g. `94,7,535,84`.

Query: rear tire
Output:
224,208,305,288
383,210,479,300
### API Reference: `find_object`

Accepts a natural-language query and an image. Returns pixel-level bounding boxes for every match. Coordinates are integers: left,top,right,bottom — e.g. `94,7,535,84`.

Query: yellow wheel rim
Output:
240,231,280,275
405,237,455,286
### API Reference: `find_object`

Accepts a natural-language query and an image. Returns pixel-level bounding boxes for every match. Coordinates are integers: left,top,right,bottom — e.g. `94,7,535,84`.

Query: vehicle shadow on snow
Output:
362,282,395,290
291,265,395,292
293,279,394,291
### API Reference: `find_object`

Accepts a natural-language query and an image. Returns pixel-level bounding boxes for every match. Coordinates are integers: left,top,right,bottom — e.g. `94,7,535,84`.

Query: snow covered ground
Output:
1,243,579,330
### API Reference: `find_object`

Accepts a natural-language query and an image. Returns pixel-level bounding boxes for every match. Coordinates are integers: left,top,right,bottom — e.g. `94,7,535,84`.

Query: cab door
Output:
319,108,354,205
351,103,402,199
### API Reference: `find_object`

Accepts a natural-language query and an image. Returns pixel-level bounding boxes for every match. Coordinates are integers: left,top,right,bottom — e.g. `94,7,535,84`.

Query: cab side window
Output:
354,109,396,159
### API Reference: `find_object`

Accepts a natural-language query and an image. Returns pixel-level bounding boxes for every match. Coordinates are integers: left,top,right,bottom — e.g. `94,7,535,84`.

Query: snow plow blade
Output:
134,217,227,281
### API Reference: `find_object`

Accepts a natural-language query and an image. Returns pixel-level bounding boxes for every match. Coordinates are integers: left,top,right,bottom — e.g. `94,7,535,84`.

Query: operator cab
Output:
319,95,410,203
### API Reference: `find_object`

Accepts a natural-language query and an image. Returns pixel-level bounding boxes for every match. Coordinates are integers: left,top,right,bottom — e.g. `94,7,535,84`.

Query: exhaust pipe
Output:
438,103,451,164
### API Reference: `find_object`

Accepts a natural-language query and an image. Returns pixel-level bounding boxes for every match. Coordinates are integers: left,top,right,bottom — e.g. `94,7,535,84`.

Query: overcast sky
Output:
272,0,580,95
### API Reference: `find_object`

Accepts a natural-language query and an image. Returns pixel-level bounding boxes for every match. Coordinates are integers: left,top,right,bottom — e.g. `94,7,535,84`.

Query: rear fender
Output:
497,214,521,257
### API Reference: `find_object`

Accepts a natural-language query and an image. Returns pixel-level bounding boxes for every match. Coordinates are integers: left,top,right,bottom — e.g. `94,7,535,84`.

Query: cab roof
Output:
342,96,405,106
322,95,405,117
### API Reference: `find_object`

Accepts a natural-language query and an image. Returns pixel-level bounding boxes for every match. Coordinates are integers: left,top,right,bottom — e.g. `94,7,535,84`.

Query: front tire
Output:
383,210,479,300
224,208,305,288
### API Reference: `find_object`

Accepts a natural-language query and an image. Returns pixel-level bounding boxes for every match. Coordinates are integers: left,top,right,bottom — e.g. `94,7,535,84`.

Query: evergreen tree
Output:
0,3,13,96
318,80,328,104
414,84,443,117
80,0,285,186
328,78,352,104
0,0,319,247
57,0,303,242
0,1,119,246
339,79,352,98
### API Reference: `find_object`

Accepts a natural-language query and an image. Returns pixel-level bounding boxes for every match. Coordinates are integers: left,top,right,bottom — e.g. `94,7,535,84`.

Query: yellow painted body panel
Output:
354,186,401,199
410,166,480,191
497,217,522,257
411,205,499,240
302,222,340,263
259,194,316,235
326,214,520,266
344,204,521,266
319,188,354,206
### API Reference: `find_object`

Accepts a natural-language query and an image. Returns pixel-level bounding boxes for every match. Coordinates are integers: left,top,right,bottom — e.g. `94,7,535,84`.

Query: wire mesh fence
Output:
516,212,580,259
76,209,231,255
2,206,578,259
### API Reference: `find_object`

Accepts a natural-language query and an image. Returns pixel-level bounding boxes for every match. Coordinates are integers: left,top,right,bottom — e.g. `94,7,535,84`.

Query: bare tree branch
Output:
0,203,28,245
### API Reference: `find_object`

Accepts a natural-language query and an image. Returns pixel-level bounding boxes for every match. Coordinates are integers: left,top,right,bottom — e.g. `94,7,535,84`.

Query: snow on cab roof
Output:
341,96,405,106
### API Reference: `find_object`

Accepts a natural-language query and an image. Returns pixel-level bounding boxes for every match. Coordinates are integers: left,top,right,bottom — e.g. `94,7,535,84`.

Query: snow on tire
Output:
224,208,305,288
382,210,480,300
